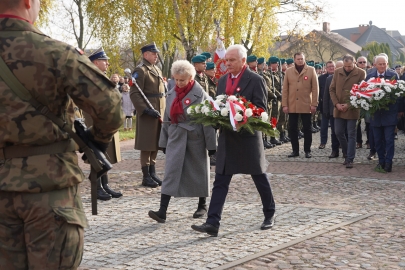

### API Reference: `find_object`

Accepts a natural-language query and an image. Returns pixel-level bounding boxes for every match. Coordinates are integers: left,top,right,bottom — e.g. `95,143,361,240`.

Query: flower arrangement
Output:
348,77,405,116
187,94,279,137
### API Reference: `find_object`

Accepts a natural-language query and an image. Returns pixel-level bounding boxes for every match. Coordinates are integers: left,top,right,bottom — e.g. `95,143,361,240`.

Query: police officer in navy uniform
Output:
131,43,166,188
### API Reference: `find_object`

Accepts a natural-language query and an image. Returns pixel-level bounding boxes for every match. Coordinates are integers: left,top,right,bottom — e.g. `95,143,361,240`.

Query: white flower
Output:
216,95,226,100
351,100,358,108
204,110,210,116
227,95,238,101
201,106,210,114
195,105,201,113
395,93,401,97
245,108,253,117
356,100,361,104
214,100,222,106
261,112,269,122
220,108,229,116
384,86,391,92
186,107,193,114
234,113,243,121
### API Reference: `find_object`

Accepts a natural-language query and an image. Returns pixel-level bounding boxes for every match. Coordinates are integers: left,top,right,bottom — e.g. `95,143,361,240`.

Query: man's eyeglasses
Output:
358,61,366,64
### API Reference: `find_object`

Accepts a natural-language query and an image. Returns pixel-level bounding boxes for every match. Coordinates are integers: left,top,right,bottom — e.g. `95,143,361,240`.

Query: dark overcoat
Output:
215,67,268,175
317,73,329,113
159,82,216,197
322,74,334,117
367,70,402,127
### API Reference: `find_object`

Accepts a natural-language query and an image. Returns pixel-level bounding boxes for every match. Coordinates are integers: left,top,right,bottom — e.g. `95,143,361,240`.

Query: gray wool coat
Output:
159,82,217,197
216,67,269,175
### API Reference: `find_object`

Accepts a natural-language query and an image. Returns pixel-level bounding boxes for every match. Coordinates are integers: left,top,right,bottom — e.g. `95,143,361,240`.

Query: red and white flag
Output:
214,36,227,80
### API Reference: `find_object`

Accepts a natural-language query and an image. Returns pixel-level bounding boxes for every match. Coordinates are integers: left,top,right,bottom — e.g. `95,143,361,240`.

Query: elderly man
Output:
192,44,276,236
318,61,336,149
367,55,402,172
282,52,319,158
323,61,343,158
329,55,366,168
356,56,368,70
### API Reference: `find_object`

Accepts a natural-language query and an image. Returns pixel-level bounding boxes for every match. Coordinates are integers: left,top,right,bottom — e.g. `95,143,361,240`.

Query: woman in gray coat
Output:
148,60,217,223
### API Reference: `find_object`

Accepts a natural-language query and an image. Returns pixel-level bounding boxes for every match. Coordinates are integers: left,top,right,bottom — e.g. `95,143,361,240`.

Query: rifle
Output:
131,77,163,123
74,119,112,215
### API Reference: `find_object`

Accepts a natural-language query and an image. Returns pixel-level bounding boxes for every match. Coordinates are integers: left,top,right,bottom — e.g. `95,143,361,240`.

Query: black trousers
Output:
288,113,312,153
206,173,275,228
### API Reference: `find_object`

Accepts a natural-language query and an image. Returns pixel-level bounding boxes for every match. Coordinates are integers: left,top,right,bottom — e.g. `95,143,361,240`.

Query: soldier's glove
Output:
82,130,110,162
144,108,161,118
208,150,216,156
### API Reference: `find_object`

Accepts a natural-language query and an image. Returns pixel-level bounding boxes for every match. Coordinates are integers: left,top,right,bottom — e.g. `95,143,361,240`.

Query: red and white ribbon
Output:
227,100,247,131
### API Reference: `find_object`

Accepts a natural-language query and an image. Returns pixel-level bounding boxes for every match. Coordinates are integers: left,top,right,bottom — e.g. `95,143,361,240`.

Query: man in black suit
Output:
191,44,276,236
318,61,335,149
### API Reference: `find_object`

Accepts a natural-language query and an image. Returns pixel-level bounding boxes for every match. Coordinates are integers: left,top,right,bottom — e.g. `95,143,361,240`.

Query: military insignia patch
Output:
75,47,84,55
184,98,191,105
304,76,308,80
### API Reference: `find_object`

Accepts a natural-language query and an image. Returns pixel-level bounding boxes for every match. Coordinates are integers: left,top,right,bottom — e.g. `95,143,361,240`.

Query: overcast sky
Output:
317,0,404,34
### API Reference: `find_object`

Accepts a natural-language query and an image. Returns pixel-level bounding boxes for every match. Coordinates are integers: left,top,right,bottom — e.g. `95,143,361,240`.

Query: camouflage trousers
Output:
271,100,281,121
0,185,88,270
277,106,288,133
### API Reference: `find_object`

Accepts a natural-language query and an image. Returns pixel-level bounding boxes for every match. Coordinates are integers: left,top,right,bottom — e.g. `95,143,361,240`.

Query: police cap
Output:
141,42,160,53
88,47,110,62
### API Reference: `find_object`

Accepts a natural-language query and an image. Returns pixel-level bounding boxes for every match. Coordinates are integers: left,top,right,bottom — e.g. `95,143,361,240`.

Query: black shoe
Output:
141,166,158,188
346,161,353,168
367,152,376,160
149,165,162,186
191,223,218,237
101,175,123,198
329,151,339,158
270,137,283,145
193,205,207,218
97,179,112,201
298,131,304,137
343,159,348,165
285,136,291,142
148,210,166,223
384,163,392,172
288,151,299,158
280,132,289,143
261,215,275,230
305,152,312,158
311,127,318,133
318,144,325,149
263,139,273,149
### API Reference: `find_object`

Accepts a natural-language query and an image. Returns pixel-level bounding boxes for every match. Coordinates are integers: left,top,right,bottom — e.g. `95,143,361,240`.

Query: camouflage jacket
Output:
194,72,210,96
264,71,282,99
258,71,276,103
0,18,124,193
206,76,217,98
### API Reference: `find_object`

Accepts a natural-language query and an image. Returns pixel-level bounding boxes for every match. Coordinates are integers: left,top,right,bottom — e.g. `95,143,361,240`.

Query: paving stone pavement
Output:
78,126,405,269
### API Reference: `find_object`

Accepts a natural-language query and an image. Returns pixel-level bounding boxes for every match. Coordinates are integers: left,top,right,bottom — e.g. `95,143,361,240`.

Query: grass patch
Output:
119,117,136,141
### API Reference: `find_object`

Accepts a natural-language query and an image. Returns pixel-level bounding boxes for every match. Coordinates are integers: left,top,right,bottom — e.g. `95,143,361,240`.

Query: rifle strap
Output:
0,56,102,172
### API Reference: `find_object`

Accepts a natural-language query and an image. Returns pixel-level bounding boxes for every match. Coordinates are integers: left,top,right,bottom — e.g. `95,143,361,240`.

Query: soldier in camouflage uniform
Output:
258,57,276,149
204,62,217,98
267,56,283,145
192,55,210,96
246,55,258,72
0,1,124,269
277,58,290,143
131,43,166,188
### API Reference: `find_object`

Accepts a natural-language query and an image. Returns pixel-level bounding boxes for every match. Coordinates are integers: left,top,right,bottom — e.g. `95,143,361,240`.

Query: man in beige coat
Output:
131,43,166,188
282,52,319,158
329,54,366,168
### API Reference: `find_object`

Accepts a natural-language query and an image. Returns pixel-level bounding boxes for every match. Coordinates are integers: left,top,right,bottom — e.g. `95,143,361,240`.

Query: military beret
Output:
257,57,265,64
141,42,160,53
280,58,286,64
315,64,322,69
246,55,258,63
307,61,314,67
88,47,110,62
206,62,215,70
269,56,279,64
201,52,212,59
191,55,207,63
286,58,294,64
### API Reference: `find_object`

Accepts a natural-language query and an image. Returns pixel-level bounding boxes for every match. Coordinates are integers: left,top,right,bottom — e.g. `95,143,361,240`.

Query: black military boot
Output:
280,131,289,143
97,178,112,201
101,174,123,198
270,137,283,145
142,166,158,188
149,164,162,186
263,135,273,149
148,194,171,223
193,197,207,218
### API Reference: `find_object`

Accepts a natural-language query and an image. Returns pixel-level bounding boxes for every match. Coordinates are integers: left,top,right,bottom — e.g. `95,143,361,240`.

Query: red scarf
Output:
170,80,195,124
0,14,32,24
226,65,247,95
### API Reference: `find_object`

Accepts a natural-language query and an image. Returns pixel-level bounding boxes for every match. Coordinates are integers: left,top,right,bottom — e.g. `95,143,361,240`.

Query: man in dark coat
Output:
191,45,276,236
367,55,403,172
